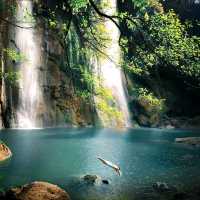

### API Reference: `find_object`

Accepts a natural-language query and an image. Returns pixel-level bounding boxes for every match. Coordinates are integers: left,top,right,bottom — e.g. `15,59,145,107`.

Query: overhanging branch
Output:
88,0,121,31
89,0,142,33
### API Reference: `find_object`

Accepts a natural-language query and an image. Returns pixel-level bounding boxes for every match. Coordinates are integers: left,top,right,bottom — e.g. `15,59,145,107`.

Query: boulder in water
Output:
2,181,71,200
102,179,109,184
83,175,99,184
0,142,12,162
82,175,111,186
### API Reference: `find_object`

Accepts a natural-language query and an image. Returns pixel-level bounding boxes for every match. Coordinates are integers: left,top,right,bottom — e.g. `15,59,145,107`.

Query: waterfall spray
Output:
95,0,131,127
15,0,41,128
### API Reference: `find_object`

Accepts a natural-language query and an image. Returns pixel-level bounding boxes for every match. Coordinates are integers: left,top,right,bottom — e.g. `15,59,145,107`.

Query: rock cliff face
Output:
0,0,11,128
0,22,5,128
37,24,97,127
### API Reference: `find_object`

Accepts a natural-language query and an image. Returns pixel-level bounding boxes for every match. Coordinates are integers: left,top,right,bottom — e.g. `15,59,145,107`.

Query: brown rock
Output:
138,114,149,126
138,97,152,113
0,143,12,162
3,182,71,200
83,174,99,184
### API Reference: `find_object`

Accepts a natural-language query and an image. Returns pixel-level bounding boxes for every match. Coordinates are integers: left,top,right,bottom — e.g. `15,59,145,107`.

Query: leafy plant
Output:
70,0,89,13
122,9,200,88
130,85,166,114
3,48,25,63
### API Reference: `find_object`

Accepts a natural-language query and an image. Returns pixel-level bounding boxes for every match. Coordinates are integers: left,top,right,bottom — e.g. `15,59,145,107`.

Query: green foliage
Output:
0,71,19,85
96,98,122,121
0,1,16,15
70,0,88,13
121,0,163,15
132,87,166,113
1,48,23,85
76,90,92,100
74,65,95,100
23,7,35,23
138,88,165,112
3,48,25,62
131,0,149,11
123,10,200,87
148,0,164,13
48,18,57,29
96,86,113,101
95,84,123,127
62,25,96,101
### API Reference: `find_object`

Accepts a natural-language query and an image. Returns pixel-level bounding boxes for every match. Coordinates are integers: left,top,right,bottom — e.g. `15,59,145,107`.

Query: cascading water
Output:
15,0,41,128
13,0,130,128
95,0,131,127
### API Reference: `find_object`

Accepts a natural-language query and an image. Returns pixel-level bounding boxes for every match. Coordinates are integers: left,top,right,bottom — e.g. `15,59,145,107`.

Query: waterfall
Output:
95,0,131,127
15,0,41,128
12,0,130,128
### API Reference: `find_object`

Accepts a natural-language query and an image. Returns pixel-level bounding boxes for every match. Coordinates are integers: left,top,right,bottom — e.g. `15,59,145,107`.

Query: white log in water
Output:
95,0,131,127
15,0,41,128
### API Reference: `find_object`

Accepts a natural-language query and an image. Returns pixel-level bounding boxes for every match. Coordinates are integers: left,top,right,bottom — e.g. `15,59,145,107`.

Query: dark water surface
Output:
0,128,200,200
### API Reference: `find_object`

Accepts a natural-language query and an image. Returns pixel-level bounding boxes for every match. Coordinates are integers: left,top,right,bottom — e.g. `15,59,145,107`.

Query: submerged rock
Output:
102,179,109,184
83,175,99,184
0,143,12,162
175,137,200,146
181,154,194,160
153,182,177,193
2,181,70,200
131,97,161,128
165,124,175,129
82,175,110,185
173,192,189,200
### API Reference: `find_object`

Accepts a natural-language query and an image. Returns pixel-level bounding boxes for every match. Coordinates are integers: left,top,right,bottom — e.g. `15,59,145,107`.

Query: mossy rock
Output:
138,97,162,116
138,114,149,126
138,97,153,113
149,114,160,127
137,113,160,127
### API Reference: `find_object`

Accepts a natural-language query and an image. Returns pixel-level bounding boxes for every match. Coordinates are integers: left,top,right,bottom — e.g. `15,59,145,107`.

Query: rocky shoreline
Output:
160,116,200,130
